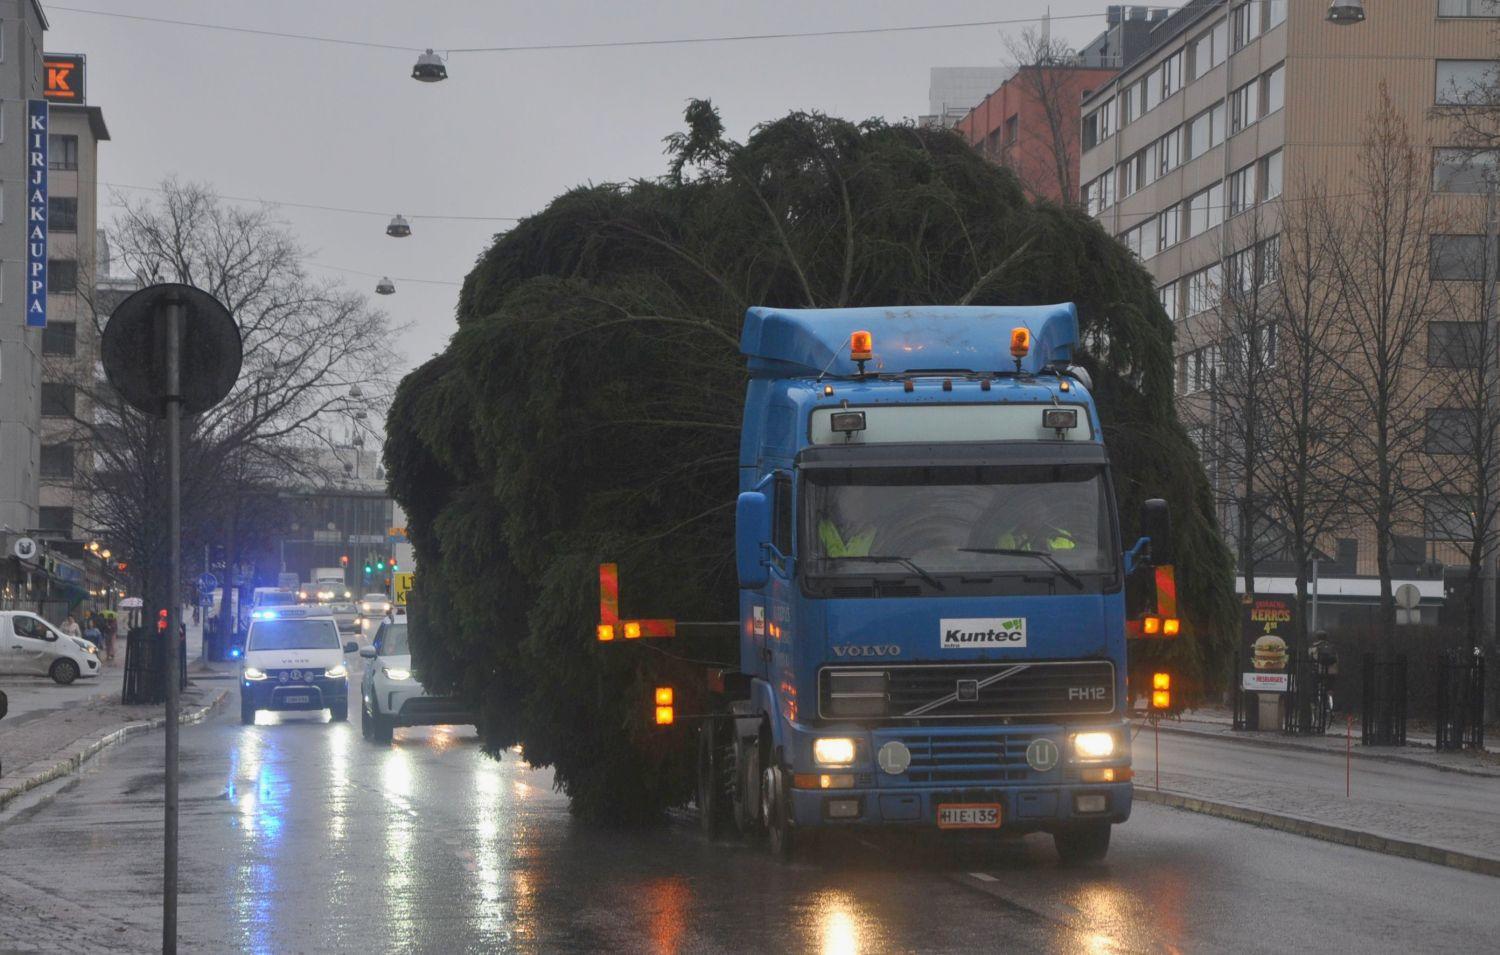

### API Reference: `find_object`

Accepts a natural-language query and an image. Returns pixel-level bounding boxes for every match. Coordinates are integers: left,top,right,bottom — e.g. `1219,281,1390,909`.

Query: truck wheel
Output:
763,763,795,862
696,722,732,838
49,659,79,685
731,735,760,834
1053,822,1111,865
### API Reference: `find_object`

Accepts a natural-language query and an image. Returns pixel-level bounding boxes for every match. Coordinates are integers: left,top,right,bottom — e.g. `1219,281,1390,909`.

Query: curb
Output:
0,688,229,811
1136,720,1500,779
1135,787,1500,878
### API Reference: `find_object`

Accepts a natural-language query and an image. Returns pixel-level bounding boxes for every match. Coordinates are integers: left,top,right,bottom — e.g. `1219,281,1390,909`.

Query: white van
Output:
239,607,357,724
0,611,101,684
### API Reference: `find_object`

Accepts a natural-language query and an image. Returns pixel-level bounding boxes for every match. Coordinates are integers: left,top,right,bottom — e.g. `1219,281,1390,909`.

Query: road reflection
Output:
813,889,864,955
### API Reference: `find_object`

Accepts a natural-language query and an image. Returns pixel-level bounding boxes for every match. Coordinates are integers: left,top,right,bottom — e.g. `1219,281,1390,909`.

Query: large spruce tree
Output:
386,102,1235,822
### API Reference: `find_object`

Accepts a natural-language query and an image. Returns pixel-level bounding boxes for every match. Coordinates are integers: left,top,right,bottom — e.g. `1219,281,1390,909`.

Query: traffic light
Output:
364,563,373,575
156,608,168,633
339,555,349,567
391,560,399,570
1151,672,1171,710
654,686,674,725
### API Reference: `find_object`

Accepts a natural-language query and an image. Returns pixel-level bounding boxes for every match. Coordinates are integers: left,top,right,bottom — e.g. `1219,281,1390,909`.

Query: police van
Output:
239,606,358,725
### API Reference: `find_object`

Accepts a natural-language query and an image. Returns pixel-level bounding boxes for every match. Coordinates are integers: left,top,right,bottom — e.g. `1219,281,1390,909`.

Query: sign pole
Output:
162,297,183,955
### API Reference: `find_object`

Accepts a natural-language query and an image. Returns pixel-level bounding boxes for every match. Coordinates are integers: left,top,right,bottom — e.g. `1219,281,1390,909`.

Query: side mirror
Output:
736,491,772,589
1140,498,1173,566
343,641,360,654
358,646,376,659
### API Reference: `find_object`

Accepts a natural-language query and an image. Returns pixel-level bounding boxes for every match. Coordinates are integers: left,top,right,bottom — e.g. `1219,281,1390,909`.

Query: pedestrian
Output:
60,613,82,639
83,615,103,653
101,611,118,662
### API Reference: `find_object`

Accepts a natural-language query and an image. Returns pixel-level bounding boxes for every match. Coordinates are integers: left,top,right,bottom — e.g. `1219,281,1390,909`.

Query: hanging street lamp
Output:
412,49,448,82
375,277,396,295
386,214,412,238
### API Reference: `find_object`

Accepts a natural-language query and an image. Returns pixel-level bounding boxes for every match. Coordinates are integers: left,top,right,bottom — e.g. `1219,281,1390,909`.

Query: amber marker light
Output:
850,330,873,362
1163,617,1180,636
1143,615,1162,635
654,686,674,706
596,624,615,642
1010,326,1031,359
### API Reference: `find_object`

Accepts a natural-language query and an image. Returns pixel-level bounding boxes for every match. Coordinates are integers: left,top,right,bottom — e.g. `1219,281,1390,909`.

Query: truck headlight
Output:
324,663,347,679
813,737,857,766
1073,731,1116,760
243,667,269,682
383,667,412,682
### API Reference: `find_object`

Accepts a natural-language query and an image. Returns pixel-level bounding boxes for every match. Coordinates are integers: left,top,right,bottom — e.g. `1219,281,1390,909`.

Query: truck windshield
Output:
247,620,341,651
804,464,1116,586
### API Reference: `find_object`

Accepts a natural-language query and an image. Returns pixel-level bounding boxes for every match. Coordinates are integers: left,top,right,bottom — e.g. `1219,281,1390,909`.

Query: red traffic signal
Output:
156,608,168,632
340,555,349,567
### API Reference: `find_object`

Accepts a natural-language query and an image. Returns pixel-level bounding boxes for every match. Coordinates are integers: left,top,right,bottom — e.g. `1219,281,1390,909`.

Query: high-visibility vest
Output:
997,530,1076,552
819,520,876,557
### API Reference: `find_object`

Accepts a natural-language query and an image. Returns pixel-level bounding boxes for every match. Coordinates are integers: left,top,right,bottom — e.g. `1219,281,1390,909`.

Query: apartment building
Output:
1079,0,1496,615
38,90,109,542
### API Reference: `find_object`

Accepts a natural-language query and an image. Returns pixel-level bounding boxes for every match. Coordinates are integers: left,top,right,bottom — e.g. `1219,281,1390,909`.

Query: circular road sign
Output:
1394,583,1421,610
101,283,242,417
197,572,219,593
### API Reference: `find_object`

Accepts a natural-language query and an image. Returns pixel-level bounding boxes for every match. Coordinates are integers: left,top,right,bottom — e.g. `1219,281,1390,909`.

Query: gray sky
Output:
49,0,1110,372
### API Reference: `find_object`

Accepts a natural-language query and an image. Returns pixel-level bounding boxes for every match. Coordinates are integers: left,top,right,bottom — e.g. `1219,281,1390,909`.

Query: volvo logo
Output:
1026,738,1060,773
830,644,901,658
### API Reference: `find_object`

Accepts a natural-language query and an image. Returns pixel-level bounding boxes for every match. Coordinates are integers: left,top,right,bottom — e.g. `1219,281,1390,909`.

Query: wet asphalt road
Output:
2,667,1498,954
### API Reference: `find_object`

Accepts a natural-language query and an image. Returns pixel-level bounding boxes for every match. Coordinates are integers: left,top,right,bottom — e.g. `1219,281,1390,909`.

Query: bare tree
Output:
1326,89,1450,644
1002,29,1091,205
50,179,399,628
1260,181,1358,644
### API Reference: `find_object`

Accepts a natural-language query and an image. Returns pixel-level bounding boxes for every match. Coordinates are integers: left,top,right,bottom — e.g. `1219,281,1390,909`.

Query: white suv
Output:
359,619,474,742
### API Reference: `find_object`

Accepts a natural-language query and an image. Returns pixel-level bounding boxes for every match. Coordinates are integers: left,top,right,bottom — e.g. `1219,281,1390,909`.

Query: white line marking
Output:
969,872,998,882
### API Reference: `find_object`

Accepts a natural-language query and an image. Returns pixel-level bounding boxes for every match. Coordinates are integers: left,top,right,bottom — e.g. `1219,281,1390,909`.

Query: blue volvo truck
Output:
696,303,1174,863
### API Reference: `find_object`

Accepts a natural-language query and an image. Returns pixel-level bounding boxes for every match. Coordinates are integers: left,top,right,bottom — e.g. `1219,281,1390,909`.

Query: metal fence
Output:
1435,649,1485,751
121,626,188,705
1284,657,1335,736
1360,653,1407,746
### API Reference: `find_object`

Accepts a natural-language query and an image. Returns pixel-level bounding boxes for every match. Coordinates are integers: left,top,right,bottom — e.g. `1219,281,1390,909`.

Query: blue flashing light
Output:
252,610,278,620
230,647,242,658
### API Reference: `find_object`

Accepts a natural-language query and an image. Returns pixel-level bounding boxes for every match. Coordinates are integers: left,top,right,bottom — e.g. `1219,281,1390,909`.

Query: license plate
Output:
937,803,1001,829
283,694,309,704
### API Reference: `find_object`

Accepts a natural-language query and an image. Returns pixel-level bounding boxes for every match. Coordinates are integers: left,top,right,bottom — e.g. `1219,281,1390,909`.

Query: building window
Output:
1229,163,1258,217
1187,182,1226,238
1083,170,1115,216
48,196,77,233
1436,60,1495,105
1438,0,1500,16
1187,263,1223,315
41,382,75,417
1120,85,1137,126
1004,114,1019,145
1181,345,1221,394
1185,102,1225,161
40,443,74,479
1231,1,1262,50
1426,495,1474,542
1428,321,1484,367
47,259,78,293
1155,127,1181,178
1120,149,1148,197
1230,78,1260,133
48,134,78,170
1189,18,1228,81
42,321,76,356
1083,101,1115,151
1159,281,1179,323
1260,150,1284,200
1261,63,1285,116
1258,236,1280,288
38,507,74,534
1158,203,1182,253
1434,147,1499,193
1426,408,1473,454
1267,0,1288,27
1430,234,1495,281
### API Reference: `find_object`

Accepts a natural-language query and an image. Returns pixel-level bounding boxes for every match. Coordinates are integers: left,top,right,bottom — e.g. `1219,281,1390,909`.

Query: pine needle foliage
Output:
386,102,1235,822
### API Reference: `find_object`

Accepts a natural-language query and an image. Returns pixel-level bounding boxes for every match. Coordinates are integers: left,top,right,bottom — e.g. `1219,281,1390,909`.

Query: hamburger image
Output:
1252,635,1289,671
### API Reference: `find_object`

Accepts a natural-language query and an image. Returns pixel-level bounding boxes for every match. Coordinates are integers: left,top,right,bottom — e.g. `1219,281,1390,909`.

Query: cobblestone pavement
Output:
1131,721,1500,863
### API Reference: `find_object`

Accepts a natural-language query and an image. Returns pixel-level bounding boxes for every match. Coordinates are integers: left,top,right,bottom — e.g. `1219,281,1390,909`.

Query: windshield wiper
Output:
958,548,1084,590
825,555,946,592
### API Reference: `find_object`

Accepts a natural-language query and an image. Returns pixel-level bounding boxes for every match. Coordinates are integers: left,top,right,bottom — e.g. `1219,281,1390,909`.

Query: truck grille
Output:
819,660,1115,720
872,728,1081,786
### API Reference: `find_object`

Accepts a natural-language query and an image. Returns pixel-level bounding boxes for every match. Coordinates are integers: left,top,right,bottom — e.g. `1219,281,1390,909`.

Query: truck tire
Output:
696,721,732,838
763,763,795,862
731,734,760,834
1053,822,1111,865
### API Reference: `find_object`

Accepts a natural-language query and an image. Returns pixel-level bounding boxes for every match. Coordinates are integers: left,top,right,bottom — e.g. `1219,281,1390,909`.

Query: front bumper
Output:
785,720,1132,831
244,677,348,711
377,682,474,726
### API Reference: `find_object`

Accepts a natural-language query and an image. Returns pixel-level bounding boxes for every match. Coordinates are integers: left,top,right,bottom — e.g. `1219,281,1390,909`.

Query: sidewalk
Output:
1,621,229,811
1131,711,1500,877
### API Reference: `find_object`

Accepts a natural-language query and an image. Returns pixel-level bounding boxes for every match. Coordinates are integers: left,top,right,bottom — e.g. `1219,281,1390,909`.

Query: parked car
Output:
0,611,102,684
359,618,473,743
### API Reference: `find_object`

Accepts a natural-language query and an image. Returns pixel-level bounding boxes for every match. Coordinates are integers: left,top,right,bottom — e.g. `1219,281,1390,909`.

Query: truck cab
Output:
714,304,1151,863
